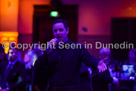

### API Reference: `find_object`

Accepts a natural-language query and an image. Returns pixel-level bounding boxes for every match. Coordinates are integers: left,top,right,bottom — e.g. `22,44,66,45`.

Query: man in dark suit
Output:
92,48,119,91
33,19,108,91
0,48,26,91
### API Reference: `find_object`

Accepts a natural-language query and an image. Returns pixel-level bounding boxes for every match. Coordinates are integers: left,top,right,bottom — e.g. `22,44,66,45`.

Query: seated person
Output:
124,48,136,66
123,48,136,77
24,43,43,91
92,48,119,91
99,48,119,72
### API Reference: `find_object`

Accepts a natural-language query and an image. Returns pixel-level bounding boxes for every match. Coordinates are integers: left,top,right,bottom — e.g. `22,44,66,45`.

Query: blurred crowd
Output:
0,42,136,91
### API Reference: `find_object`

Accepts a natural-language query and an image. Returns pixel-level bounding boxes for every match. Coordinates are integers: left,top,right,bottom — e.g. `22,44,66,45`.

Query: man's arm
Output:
80,46,107,72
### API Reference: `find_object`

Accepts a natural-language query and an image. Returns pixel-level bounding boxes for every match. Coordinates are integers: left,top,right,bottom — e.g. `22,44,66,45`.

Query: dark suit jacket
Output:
0,61,26,91
33,40,99,91
92,68,113,91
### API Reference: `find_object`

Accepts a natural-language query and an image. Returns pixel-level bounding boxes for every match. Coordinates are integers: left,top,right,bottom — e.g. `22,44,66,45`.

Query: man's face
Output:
100,52,110,60
8,49,18,62
52,22,69,42
99,49,111,60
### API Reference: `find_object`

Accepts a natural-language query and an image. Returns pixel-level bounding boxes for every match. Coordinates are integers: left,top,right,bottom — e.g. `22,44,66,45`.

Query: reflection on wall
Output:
0,0,19,32
17,0,136,36
78,0,136,36
18,0,50,34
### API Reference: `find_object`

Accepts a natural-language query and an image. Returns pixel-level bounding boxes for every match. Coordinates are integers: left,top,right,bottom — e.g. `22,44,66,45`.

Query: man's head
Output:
99,48,111,60
52,19,69,42
8,48,18,62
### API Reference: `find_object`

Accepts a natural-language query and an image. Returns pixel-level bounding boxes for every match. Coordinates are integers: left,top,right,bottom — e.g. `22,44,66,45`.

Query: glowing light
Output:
0,32,18,53
50,11,59,17
0,32,18,37
129,7,132,10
